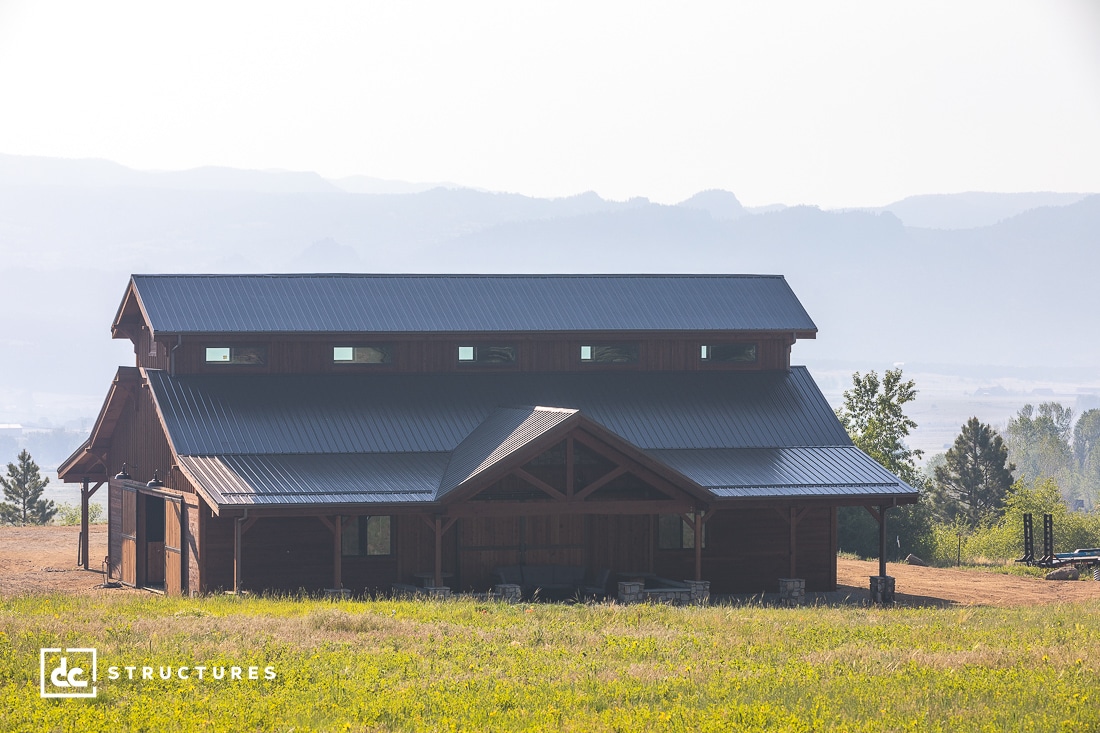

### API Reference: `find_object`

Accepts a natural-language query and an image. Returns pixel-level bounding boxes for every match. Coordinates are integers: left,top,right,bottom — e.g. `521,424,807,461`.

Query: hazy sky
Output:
2,1,1098,207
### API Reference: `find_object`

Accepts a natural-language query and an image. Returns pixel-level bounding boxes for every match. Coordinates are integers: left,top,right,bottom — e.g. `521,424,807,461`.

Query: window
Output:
456,345,516,365
205,346,268,365
333,345,392,364
701,343,757,363
657,514,705,550
341,516,392,556
579,343,639,364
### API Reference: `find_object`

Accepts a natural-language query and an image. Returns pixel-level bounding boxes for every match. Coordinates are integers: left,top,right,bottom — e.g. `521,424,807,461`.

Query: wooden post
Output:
694,510,703,581
80,478,90,570
565,437,575,498
433,515,443,587
233,515,243,593
789,506,797,578
333,516,343,589
878,504,888,578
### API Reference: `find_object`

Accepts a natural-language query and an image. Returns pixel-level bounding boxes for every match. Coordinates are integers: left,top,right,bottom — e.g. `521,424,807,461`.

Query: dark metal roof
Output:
145,367,916,508
128,274,817,334
178,453,446,506
146,366,852,455
648,447,917,499
438,406,577,498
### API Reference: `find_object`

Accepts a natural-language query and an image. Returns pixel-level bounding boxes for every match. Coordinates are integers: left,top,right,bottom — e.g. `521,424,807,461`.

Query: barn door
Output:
164,498,184,596
120,486,138,587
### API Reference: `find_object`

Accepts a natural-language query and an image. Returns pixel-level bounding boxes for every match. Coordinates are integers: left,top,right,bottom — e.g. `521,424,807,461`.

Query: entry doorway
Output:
142,494,166,590
114,481,186,594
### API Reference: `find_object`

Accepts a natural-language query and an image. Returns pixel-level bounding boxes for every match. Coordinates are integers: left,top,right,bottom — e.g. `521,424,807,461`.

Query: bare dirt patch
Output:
0,524,138,597
835,556,1100,607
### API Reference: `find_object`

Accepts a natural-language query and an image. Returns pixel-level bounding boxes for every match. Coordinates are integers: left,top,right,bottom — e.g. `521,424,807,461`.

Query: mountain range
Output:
1,153,1096,435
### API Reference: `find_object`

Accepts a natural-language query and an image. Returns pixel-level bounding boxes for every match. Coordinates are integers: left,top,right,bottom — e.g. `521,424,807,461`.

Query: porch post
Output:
789,506,797,578
878,504,887,579
694,510,703,581
233,515,243,593
333,516,343,589
80,478,90,570
433,515,443,588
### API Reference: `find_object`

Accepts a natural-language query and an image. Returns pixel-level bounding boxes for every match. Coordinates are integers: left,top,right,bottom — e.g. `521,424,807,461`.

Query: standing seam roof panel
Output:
130,275,818,334
146,368,853,455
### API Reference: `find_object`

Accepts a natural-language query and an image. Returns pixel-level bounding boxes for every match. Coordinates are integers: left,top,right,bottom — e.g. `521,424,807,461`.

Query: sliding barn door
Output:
164,497,185,596
120,486,137,587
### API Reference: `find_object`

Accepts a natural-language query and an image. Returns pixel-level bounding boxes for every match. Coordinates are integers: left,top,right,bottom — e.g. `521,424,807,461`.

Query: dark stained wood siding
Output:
135,327,170,371
105,385,194,494
654,507,836,593
457,516,521,591
588,514,653,576
168,332,794,375
199,514,412,593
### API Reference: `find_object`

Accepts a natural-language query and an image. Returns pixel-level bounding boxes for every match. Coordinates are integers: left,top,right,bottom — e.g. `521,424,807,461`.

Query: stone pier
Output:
777,578,805,607
869,575,895,605
492,583,522,603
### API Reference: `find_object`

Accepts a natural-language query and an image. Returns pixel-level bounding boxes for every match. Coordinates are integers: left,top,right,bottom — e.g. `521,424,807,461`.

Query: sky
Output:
1,1,1099,208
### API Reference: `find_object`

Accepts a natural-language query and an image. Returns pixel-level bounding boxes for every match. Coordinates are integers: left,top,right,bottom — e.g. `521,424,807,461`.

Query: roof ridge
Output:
130,273,788,279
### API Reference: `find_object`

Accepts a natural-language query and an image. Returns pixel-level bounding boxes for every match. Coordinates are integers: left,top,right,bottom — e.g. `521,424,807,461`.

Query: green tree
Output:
931,417,1015,527
1006,403,1074,486
835,368,923,484
1074,409,1100,502
835,368,933,560
0,449,57,526
1073,409,1100,468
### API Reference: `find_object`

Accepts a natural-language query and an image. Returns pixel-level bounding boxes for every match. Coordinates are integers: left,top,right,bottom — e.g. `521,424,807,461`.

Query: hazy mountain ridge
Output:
858,191,1092,230
1,154,1097,430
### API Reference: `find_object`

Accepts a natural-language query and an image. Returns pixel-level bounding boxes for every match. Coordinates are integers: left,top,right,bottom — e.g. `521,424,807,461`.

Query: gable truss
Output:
443,425,709,518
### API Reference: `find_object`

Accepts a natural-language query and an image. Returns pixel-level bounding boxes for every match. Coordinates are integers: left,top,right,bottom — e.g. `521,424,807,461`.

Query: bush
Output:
54,502,104,526
925,478,1100,566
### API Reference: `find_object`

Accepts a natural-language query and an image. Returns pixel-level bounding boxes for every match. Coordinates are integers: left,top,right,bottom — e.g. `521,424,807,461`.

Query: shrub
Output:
54,502,104,526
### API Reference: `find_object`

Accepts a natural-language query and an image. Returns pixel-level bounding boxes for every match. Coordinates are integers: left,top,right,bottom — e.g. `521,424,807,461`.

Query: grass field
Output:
3,594,1100,732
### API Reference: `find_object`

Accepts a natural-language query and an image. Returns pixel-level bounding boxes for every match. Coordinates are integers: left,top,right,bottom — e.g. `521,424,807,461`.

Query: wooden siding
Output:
454,515,588,591
588,514,654,576
167,333,794,376
200,514,408,593
186,506,838,595
395,516,458,587
136,326,170,371
105,385,193,494
653,507,836,593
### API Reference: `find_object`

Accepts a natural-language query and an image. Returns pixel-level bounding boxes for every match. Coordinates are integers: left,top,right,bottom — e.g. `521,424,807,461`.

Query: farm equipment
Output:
1015,513,1100,580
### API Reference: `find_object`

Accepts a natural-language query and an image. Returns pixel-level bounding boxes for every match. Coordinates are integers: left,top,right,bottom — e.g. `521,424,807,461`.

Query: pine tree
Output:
932,418,1014,527
0,449,57,526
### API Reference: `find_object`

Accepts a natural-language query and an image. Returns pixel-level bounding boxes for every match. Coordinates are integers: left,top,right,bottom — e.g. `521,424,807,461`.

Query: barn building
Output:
60,274,917,598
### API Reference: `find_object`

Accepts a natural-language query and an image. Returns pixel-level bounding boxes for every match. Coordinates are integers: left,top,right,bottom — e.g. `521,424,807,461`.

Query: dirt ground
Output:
832,556,1100,607
0,524,138,597
3,525,1100,606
